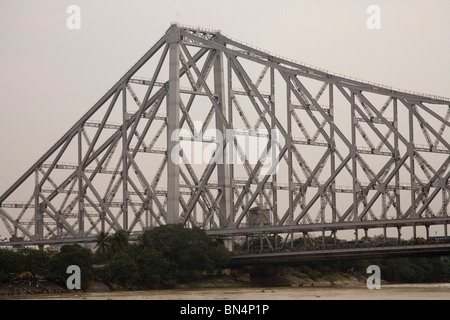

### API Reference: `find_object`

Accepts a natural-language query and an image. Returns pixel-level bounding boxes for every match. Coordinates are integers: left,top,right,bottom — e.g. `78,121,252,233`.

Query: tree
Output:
17,248,50,277
108,229,130,256
0,249,19,282
107,252,138,288
47,244,93,289
137,224,230,277
94,231,111,267
135,247,177,288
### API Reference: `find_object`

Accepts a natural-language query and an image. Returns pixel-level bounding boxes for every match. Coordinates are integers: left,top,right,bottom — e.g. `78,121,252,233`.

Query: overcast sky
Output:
1,0,449,196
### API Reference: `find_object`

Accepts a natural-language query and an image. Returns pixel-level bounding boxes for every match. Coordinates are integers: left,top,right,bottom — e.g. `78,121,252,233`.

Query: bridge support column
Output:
270,67,278,224
77,128,85,236
350,92,359,221
166,26,181,224
329,84,337,224
214,36,232,230
445,222,448,241
34,170,43,241
408,102,417,217
322,230,325,247
121,86,129,231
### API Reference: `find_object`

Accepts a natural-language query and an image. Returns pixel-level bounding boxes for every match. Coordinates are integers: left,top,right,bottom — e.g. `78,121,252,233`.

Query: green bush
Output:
0,249,19,282
135,247,177,288
107,252,138,288
136,224,230,275
92,225,230,288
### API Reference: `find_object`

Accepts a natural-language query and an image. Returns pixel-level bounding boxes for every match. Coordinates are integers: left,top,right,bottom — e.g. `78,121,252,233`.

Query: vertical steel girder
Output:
0,23,449,246
166,31,181,224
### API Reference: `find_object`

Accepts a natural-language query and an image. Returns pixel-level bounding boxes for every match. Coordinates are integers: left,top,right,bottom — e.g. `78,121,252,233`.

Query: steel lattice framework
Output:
1,24,449,247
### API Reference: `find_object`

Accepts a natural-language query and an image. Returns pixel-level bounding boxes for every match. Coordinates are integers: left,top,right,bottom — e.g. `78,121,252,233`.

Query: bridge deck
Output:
229,243,450,265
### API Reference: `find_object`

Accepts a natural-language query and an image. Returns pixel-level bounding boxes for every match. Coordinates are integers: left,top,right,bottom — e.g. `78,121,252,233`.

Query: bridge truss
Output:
0,24,449,249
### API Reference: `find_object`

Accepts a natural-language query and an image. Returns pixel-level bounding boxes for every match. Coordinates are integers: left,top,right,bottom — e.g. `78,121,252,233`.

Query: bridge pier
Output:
213,36,232,229
445,222,448,240
166,26,181,224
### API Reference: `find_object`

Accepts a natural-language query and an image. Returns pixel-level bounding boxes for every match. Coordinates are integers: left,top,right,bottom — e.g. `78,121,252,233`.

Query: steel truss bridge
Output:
1,24,449,262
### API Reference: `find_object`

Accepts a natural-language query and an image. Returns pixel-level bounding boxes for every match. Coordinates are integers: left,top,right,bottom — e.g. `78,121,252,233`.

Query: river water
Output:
9,283,450,300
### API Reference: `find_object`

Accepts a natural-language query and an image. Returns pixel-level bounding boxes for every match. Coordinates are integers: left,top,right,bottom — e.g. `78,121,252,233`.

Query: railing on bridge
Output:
229,237,450,264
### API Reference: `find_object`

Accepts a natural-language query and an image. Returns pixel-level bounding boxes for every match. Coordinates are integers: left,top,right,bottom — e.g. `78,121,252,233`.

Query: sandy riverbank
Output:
1,271,371,299
4,283,450,300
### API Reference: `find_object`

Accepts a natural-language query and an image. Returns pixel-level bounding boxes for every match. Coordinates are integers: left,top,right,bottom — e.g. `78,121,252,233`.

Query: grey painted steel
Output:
166,38,181,224
0,24,448,262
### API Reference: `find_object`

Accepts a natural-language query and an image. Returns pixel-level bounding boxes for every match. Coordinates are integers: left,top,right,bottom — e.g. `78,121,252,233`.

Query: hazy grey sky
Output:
1,0,449,196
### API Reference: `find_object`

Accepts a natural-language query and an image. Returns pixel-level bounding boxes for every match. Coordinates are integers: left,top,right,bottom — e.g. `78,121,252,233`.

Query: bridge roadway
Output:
2,235,449,265
228,243,450,266
1,217,449,263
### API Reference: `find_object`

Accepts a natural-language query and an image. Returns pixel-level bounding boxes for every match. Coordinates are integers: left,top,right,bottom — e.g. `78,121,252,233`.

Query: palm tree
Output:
94,231,111,267
108,229,130,256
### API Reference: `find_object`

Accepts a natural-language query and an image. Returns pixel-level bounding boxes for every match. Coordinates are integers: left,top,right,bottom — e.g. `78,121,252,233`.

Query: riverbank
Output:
0,270,374,299
2,268,449,301
4,283,450,300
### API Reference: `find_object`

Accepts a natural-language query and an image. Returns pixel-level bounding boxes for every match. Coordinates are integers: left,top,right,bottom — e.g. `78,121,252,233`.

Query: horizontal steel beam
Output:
206,216,450,237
